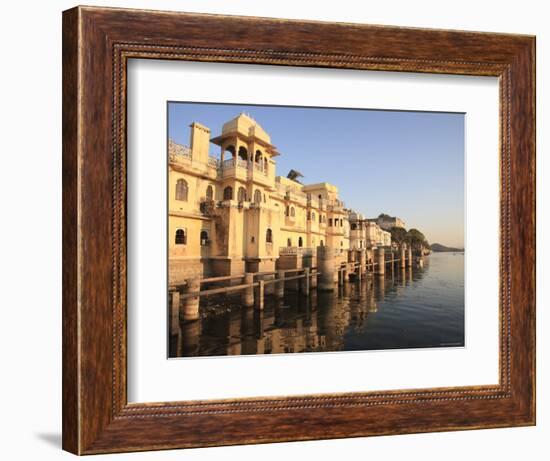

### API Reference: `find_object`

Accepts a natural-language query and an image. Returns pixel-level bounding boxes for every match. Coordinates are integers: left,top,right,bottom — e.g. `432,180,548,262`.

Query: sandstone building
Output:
374,214,406,231
168,113,394,285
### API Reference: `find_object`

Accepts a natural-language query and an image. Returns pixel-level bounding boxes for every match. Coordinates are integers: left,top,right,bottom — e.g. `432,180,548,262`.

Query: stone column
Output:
317,246,335,291
170,290,181,335
359,249,366,276
366,249,374,272
275,270,285,298
407,247,413,268
310,268,318,289
257,280,265,310
264,273,275,295
400,245,406,268
375,248,385,276
300,267,310,294
241,273,255,307
182,278,200,321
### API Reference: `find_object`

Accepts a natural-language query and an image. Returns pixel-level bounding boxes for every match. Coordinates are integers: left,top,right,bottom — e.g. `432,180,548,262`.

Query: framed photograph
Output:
62,6,535,455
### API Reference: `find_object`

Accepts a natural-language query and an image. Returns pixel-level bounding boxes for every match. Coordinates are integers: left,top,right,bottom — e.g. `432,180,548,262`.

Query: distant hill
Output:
430,243,464,252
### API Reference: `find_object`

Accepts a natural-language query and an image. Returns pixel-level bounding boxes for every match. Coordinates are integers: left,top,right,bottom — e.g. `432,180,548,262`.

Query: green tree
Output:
390,226,407,246
406,228,428,249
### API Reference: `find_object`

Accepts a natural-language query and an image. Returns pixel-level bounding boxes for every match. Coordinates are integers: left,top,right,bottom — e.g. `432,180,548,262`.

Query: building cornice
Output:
169,210,213,221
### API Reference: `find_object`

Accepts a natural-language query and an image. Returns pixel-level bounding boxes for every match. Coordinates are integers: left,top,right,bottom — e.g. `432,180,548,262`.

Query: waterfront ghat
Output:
170,252,464,357
167,108,461,357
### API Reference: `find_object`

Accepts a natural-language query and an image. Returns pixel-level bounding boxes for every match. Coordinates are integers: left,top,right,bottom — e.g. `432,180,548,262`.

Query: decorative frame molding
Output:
62,6,535,454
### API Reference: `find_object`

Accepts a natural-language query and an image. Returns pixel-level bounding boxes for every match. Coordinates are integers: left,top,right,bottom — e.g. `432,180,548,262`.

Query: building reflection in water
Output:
169,253,466,358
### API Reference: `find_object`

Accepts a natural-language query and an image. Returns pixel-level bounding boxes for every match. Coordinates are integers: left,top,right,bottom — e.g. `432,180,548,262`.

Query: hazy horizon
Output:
168,102,465,248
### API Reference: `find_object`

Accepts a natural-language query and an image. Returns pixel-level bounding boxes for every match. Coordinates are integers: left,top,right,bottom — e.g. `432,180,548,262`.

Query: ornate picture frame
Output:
62,6,535,454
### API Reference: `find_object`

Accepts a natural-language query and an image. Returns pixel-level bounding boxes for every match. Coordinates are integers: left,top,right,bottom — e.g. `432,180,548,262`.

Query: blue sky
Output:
168,102,464,248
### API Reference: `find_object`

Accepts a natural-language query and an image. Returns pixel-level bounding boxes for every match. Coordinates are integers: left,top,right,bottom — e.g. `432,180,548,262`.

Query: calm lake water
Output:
169,252,465,358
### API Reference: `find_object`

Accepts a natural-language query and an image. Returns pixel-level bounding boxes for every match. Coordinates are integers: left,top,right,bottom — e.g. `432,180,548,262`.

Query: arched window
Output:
307,211,311,220
225,145,236,157
351,223,357,230
319,214,323,224
340,219,343,226
298,237,303,247
266,228,273,243
206,185,213,200
175,229,186,245
200,230,209,246
341,241,344,247
290,207,295,217
312,212,316,221
223,186,233,200
320,239,324,246
238,146,248,161
254,189,262,204
285,206,289,216
175,179,188,201
237,186,247,202
255,150,263,163
264,158,268,172
263,194,266,203
329,218,333,227
287,238,292,247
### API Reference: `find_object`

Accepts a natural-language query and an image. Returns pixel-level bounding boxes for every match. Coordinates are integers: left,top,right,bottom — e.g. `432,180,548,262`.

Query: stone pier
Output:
359,249,366,277
183,277,200,321
300,267,310,294
318,246,335,291
375,248,385,276
310,268,318,289
275,270,285,298
170,290,181,335
257,279,265,309
241,273,254,307
264,273,275,295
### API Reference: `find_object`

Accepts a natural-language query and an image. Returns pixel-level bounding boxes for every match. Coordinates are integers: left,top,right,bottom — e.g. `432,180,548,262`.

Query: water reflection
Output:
169,253,465,358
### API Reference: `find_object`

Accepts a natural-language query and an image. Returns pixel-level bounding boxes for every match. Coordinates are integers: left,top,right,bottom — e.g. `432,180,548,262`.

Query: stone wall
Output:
169,258,210,285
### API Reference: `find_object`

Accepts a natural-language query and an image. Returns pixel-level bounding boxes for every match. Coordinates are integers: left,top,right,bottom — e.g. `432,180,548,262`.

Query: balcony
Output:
199,199,216,216
220,158,272,186
253,162,267,175
327,199,345,212
208,156,219,168
249,163,271,187
328,227,345,236
169,142,218,178
221,157,248,180
168,140,192,159
284,190,308,207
